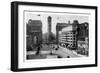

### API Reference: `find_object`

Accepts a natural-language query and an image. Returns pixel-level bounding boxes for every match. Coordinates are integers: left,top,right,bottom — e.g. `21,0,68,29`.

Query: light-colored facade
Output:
56,20,89,52
58,25,77,49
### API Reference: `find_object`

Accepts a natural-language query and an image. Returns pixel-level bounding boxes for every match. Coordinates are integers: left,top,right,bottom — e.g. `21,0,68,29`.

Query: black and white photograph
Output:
11,1,97,71
25,12,89,60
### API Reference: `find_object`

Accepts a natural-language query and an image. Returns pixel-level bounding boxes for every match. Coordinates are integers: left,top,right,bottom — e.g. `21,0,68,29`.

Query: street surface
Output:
27,44,84,59
52,46,80,58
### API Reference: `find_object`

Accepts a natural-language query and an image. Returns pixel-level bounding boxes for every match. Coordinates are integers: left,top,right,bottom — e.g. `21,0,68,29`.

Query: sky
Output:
25,11,89,34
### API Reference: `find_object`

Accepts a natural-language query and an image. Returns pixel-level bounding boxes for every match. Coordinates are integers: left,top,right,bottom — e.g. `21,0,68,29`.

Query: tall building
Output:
56,23,68,43
47,16,52,42
27,19,42,51
58,21,78,50
56,20,89,50
77,22,89,56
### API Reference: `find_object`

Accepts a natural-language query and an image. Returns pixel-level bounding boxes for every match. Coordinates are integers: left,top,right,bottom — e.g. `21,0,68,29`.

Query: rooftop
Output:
27,19,42,26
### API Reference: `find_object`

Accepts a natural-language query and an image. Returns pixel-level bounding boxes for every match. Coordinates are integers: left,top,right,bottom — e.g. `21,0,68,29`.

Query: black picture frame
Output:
11,1,98,72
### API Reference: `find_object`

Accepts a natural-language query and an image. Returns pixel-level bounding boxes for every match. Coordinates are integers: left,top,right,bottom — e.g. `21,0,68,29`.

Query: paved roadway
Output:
52,46,81,58
27,44,83,59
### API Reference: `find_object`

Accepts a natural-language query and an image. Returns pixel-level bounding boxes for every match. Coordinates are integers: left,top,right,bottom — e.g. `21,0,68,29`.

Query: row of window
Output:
59,37,76,40
59,39,76,43
61,31,76,34
59,36,76,38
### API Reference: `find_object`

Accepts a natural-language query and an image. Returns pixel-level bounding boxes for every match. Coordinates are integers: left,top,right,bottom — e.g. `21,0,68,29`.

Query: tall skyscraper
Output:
47,16,52,42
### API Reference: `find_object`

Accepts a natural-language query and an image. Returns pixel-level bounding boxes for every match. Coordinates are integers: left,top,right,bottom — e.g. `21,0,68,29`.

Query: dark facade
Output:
27,19,42,51
77,22,89,41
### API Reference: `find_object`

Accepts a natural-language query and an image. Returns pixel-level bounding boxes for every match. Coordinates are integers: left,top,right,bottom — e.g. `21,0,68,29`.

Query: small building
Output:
77,22,89,41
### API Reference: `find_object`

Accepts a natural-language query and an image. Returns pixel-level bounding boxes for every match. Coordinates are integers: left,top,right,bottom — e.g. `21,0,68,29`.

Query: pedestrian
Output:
67,56,70,58
36,45,41,55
